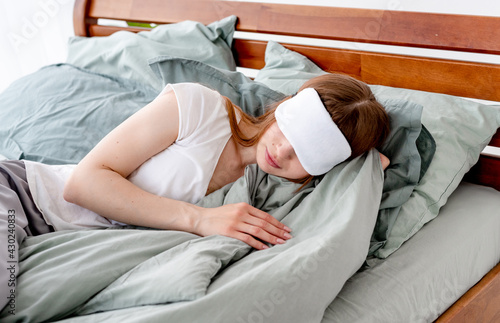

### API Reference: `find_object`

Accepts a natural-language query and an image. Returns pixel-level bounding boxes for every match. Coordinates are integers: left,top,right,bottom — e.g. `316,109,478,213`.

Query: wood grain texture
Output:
466,156,500,191
490,130,500,147
436,263,500,323
73,0,92,36
82,0,500,54
76,0,500,101
79,26,500,102
233,40,500,102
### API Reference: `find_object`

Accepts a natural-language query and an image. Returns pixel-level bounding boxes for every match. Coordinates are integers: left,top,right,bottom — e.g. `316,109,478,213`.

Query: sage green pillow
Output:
370,86,500,257
254,40,500,258
0,64,158,164
67,16,237,91
254,40,327,95
148,56,284,116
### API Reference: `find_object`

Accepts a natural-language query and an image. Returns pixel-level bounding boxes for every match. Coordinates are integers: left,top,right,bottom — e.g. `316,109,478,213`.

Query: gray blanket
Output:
1,150,383,323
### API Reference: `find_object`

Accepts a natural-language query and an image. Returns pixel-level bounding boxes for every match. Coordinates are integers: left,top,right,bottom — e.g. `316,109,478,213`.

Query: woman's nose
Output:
277,140,294,159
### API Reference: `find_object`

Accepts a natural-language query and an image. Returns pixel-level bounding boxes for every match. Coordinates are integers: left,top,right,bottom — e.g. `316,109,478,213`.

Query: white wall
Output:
1,0,499,93
0,0,75,93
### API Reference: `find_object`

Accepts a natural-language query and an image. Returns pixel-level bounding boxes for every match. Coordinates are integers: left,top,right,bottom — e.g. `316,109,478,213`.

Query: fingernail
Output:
284,233,292,239
284,226,292,232
277,238,286,244
262,245,269,250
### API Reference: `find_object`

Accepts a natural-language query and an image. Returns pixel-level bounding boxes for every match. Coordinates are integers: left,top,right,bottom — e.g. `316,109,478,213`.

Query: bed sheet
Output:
323,182,500,323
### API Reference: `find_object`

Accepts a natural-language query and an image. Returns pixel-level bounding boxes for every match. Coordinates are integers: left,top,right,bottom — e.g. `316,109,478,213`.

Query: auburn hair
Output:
299,74,390,158
222,73,390,186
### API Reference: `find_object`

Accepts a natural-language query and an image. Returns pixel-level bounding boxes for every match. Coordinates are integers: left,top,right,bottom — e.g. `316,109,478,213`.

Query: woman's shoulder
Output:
165,82,224,110
164,83,228,140
164,82,222,100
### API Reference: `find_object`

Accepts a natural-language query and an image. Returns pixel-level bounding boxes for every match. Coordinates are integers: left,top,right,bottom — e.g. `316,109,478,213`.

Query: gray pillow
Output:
254,40,328,94
148,56,285,116
0,64,157,164
67,16,238,91
371,85,499,257
371,99,435,256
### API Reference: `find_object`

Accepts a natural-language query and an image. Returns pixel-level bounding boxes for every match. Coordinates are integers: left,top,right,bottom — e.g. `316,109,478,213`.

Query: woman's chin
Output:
256,160,275,175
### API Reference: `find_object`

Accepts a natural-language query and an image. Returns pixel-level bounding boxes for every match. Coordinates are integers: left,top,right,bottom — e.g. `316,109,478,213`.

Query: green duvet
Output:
1,150,383,323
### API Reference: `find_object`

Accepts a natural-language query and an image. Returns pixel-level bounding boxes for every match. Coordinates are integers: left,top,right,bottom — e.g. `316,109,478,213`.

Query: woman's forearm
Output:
63,167,198,232
64,166,292,250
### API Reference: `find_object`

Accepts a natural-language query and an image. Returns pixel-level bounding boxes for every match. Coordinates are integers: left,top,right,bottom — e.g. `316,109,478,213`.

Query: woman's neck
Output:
235,121,259,168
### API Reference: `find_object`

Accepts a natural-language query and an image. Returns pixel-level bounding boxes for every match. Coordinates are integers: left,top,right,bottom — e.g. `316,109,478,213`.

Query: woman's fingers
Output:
231,231,271,250
248,206,292,233
194,203,293,250
229,204,292,249
240,209,292,244
239,222,289,247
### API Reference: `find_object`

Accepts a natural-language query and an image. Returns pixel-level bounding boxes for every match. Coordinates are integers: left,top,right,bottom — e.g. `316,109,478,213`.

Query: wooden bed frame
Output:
73,0,500,321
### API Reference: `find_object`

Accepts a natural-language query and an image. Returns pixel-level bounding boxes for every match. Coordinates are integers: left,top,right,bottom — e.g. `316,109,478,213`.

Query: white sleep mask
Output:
275,88,352,176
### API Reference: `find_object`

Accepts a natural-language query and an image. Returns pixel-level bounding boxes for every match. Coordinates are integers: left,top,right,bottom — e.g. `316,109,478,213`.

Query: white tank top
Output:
25,83,233,231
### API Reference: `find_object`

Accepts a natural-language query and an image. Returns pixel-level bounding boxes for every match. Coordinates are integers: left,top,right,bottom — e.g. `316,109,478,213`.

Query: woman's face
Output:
256,122,309,179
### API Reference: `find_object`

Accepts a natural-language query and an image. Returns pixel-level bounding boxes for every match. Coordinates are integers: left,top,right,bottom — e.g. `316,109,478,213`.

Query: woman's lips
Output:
265,148,281,168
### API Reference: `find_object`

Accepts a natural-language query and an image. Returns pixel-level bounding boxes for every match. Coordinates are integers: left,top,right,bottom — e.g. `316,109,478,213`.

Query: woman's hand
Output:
193,203,292,250
379,153,390,170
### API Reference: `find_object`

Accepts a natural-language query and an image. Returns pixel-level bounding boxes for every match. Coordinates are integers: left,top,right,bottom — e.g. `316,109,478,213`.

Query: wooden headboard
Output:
73,0,500,190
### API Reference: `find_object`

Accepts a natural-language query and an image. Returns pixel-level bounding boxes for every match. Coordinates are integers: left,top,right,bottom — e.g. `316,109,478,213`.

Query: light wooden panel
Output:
234,40,500,102
437,263,500,323
76,0,500,54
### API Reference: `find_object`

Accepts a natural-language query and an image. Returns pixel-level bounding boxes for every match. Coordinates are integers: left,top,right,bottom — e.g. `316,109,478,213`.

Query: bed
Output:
0,0,499,322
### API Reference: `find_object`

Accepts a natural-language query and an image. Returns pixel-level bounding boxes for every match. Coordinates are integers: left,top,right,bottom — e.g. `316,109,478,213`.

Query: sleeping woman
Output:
0,73,389,311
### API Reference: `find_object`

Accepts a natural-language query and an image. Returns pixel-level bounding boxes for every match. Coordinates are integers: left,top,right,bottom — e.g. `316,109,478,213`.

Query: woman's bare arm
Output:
64,91,197,230
63,90,291,249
